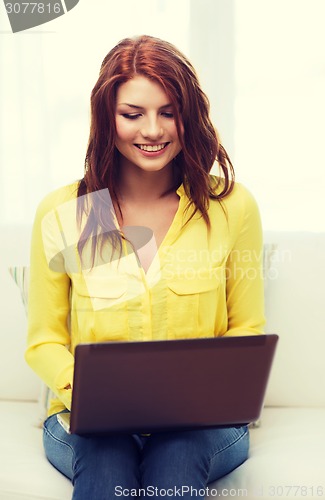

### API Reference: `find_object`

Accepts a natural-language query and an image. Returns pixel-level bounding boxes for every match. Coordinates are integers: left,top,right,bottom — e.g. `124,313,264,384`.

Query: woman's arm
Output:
224,186,265,336
25,191,75,410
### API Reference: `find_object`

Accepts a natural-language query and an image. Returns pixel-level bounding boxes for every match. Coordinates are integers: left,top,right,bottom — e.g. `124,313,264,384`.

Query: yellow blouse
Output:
25,178,265,416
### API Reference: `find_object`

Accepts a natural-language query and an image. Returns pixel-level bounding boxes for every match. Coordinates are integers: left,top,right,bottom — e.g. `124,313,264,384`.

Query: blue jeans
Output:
43,412,249,500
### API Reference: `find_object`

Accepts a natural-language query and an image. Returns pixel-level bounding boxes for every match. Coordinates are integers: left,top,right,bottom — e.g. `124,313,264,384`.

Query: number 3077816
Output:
5,3,63,15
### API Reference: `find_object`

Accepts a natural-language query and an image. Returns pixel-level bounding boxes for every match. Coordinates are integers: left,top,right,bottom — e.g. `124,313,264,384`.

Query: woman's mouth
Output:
135,142,169,152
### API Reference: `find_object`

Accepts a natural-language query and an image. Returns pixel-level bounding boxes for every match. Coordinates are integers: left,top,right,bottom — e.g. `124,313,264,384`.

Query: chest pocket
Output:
72,274,129,311
166,267,223,338
70,274,133,342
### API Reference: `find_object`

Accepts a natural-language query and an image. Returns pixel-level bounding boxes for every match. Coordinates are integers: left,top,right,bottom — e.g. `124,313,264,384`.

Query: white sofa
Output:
1,225,325,500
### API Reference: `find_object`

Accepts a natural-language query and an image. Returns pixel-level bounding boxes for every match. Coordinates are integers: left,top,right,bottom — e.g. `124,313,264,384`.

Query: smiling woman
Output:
25,34,264,500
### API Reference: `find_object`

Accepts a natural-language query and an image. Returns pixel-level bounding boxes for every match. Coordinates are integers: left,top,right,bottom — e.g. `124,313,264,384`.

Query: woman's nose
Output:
141,117,163,140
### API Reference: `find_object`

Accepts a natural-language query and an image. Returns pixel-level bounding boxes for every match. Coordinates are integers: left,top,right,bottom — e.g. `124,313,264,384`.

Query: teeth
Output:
137,143,167,152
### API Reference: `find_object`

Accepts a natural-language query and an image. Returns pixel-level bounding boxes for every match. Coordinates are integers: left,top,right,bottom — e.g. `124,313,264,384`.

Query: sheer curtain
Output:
0,0,190,225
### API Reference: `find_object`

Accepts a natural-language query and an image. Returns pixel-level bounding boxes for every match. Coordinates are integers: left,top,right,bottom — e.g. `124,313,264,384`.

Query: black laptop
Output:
57,334,278,435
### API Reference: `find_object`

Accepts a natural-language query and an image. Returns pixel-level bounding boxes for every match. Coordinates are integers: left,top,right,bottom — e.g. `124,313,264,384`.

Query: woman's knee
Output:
140,426,249,486
140,429,216,484
43,415,141,486
43,414,75,480
72,434,141,497
206,426,250,483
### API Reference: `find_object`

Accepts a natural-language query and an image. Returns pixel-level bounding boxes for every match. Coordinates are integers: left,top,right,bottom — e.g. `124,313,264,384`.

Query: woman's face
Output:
115,75,182,174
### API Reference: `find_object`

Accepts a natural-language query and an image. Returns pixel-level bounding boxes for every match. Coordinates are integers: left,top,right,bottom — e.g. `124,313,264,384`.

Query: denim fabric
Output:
43,412,249,500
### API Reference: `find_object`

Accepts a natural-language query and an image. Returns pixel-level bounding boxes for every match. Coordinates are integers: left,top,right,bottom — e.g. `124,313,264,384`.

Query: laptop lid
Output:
69,334,278,435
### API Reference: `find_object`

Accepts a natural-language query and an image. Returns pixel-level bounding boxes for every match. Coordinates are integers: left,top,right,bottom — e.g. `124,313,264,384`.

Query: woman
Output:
26,35,265,499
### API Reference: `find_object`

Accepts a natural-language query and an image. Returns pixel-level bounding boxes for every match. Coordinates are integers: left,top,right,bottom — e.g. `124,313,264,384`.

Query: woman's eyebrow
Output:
118,103,143,109
117,103,173,110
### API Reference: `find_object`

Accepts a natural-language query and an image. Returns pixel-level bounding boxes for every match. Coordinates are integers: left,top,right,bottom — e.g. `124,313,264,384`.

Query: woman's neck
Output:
116,159,178,204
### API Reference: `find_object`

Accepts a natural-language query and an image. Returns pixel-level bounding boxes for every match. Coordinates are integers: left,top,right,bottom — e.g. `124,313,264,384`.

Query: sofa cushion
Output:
263,231,325,407
0,225,40,402
209,407,325,499
8,266,29,314
0,401,72,500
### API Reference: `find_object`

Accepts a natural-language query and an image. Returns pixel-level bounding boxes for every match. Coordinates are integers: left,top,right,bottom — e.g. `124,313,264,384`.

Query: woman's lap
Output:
43,413,249,499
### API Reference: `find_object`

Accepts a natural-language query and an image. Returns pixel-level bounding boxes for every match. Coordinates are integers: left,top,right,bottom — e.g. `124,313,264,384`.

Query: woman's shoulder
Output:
208,175,262,235
209,175,258,207
34,181,80,218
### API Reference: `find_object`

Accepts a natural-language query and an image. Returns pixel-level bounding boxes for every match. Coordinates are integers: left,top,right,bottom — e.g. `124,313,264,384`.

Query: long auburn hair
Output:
77,35,234,261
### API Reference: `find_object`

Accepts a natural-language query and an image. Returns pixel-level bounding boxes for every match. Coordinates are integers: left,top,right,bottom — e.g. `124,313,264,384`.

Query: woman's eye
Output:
120,112,173,120
122,114,141,120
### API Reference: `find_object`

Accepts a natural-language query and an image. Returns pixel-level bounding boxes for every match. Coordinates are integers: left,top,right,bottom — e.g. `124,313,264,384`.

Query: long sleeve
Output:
25,188,76,410
224,186,265,336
